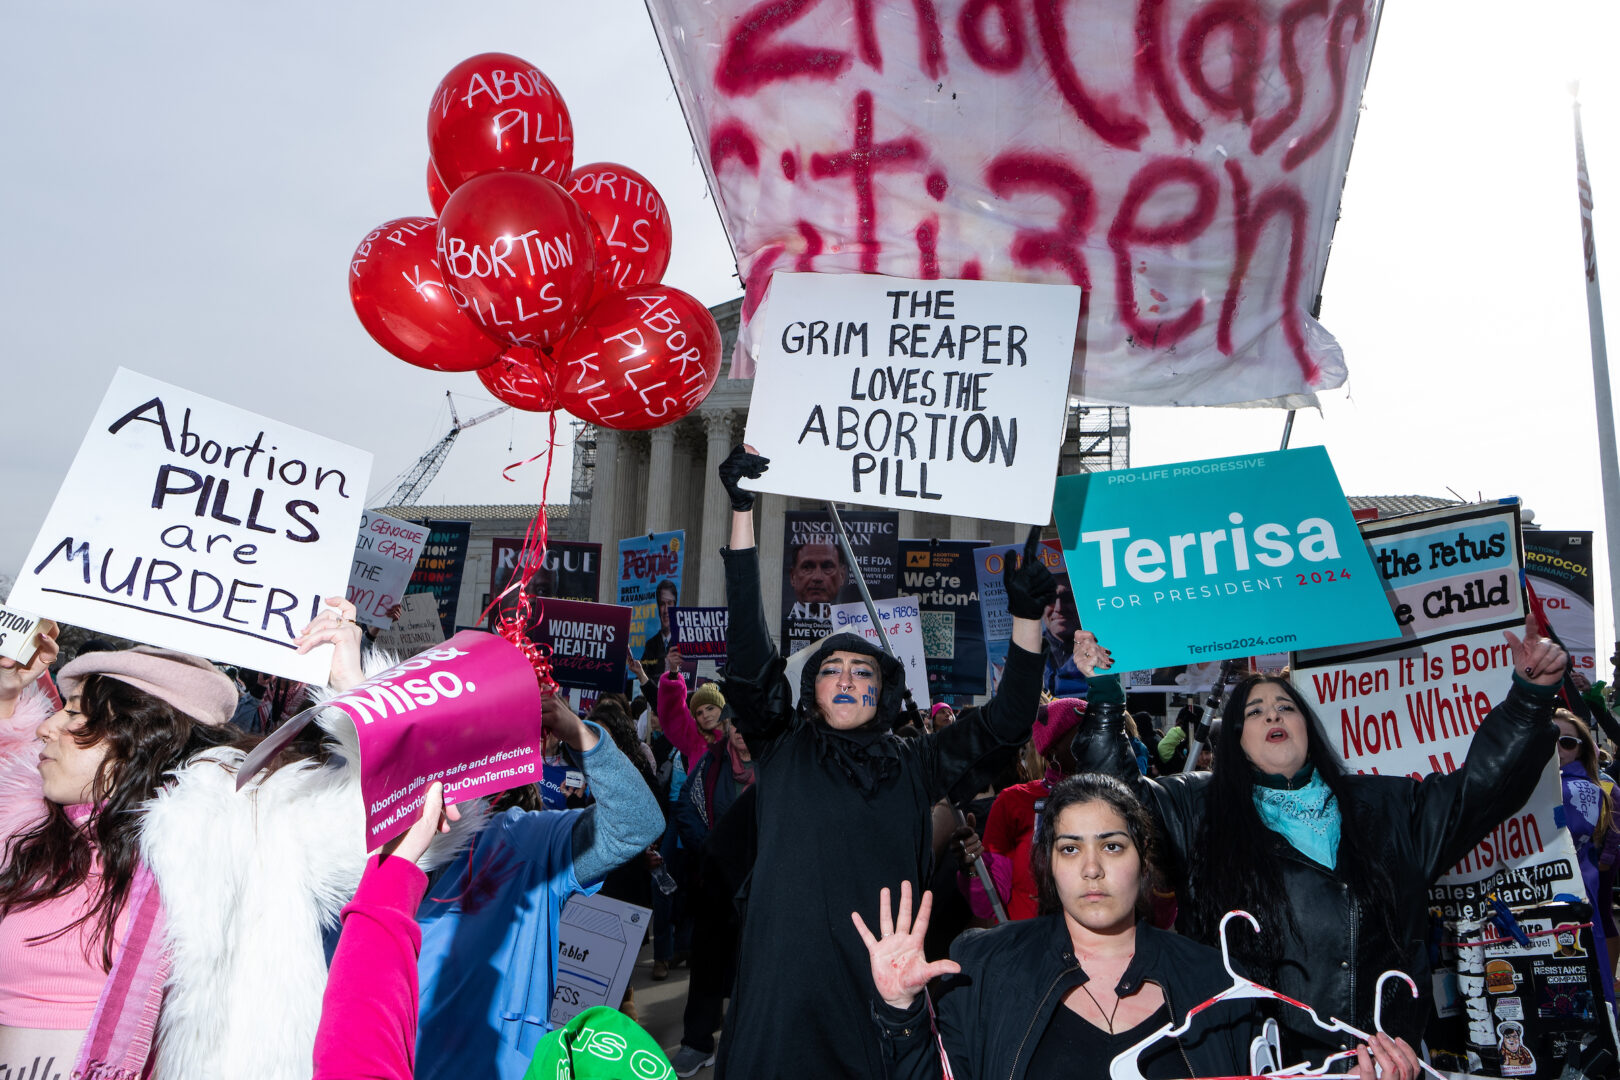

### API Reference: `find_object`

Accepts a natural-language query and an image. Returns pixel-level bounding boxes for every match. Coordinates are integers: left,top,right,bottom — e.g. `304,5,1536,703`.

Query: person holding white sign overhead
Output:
710,445,1053,1079
0,600,483,1080
1070,617,1566,1066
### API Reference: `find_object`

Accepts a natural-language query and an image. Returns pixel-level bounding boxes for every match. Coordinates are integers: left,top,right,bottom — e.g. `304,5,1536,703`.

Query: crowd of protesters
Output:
0,444,1605,1080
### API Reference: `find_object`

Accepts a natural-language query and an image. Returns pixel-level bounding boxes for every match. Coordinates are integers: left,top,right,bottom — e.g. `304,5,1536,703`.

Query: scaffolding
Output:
1057,403,1131,475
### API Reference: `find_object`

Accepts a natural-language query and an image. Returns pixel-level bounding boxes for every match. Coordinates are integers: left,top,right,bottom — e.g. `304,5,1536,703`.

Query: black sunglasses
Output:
1559,735,1582,751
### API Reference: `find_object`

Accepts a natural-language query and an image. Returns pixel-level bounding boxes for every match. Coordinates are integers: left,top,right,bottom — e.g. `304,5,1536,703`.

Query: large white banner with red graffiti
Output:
645,0,1382,406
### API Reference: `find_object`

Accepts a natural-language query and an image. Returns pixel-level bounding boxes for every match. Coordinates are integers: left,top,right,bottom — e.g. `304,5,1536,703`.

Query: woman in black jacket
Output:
711,446,1053,1079
1071,621,1565,1065
858,773,1419,1080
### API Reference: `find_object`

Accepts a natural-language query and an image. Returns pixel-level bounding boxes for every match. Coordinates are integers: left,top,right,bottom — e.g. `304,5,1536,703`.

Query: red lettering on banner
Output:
795,221,824,271
985,153,1096,288
1109,158,1219,348
781,150,798,180
850,0,947,77
1220,161,1316,380
810,91,927,273
1031,0,1149,149
958,0,1024,71
1178,0,1263,122
1249,0,1327,155
916,216,940,278
710,120,760,174
1136,0,1202,142
741,243,786,320
1282,0,1367,170
717,0,852,95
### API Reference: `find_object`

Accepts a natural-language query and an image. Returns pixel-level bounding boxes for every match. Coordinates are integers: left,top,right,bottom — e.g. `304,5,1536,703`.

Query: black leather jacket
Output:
872,918,1261,1080
1072,678,1558,1063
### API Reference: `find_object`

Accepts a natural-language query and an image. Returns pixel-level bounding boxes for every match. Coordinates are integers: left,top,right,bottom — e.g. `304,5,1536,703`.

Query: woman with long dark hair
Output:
710,446,1052,1078
1072,621,1565,1064
859,773,1419,1080
0,601,477,1080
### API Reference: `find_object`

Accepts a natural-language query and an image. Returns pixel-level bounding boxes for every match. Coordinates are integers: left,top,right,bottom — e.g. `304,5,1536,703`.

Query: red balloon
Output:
478,347,560,411
556,285,722,431
436,172,597,350
427,160,449,215
428,52,573,193
566,163,673,290
349,216,502,373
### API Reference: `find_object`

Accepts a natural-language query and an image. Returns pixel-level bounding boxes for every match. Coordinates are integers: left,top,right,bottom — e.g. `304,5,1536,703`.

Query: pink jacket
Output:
313,855,429,1080
657,671,720,766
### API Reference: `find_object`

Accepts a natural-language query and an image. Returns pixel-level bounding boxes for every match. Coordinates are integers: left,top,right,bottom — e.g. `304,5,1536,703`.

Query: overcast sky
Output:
4,2,1620,664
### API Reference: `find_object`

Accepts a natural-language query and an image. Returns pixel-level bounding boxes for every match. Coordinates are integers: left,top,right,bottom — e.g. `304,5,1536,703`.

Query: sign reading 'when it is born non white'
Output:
744,272,1078,524
12,368,372,683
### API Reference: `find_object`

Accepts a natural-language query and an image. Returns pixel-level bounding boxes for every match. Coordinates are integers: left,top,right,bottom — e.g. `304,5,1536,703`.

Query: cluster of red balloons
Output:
348,53,723,430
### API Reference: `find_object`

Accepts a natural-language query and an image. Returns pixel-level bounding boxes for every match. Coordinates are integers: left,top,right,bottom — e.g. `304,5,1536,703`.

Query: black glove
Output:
718,445,770,512
1004,525,1058,620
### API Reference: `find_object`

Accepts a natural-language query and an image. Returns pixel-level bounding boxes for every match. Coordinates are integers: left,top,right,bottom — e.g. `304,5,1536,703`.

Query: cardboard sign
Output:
550,892,653,1026
645,0,1377,406
1053,447,1395,672
828,595,931,710
900,540,987,697
348,511,428,629
743,273,1077,522
670,606,727,660
615,530,684,657
0,604,46,667
1522,531,1597,680
238,631,544,847
781,509,898,655
1291,502,1582,919
11,368,371,683
528,598,634,693
405,521,471,639
374,593,446,656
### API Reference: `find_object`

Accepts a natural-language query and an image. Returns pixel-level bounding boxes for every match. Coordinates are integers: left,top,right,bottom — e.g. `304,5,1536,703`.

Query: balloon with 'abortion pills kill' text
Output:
567,162,673,294
349,216,503,373
478,347,562,412
436,172,598,350
556,285,721,431
428,52,573,191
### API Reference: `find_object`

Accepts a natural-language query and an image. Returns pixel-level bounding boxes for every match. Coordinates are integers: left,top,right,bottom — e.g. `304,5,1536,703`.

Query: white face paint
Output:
813,651,881,730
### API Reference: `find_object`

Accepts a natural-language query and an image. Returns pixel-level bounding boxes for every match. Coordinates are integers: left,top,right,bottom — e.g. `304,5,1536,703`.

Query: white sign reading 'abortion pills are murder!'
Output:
743,272,1079,525
11,368,372,683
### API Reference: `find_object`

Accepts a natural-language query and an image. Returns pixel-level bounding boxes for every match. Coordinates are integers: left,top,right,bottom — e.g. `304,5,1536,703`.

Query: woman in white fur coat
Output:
0,603,479,1080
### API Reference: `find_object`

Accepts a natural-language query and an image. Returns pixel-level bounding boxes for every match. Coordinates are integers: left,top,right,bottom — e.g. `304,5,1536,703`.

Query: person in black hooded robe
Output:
711,446,1054,1079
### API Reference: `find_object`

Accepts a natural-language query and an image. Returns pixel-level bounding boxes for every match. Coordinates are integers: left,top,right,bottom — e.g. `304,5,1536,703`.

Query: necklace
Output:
1080,983,1124,1034
1075,950,1136,1034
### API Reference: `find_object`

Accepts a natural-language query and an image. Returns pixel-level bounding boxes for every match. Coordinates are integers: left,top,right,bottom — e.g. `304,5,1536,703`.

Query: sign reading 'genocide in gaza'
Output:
646,0,1381,406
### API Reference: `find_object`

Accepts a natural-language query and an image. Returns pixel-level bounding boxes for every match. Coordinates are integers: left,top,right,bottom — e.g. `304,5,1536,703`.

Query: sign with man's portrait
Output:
779,510,898,654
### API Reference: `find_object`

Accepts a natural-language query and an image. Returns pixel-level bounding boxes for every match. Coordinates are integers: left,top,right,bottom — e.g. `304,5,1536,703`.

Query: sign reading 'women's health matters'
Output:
1053,447,1395,672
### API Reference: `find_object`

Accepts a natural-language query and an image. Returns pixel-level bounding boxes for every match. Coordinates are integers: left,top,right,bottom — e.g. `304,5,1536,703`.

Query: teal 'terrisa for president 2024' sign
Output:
1052,447,1397,673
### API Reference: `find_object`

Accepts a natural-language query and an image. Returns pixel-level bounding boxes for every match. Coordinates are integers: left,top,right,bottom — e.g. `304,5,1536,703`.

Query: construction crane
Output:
382,392,509,506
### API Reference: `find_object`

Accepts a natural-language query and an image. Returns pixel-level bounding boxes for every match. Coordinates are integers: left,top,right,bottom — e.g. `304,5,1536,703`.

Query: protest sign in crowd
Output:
5,9,1620,1080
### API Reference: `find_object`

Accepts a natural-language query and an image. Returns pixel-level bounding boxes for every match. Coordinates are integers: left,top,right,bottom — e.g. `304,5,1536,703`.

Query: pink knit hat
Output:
1031,698,1086,757
58,646,238,728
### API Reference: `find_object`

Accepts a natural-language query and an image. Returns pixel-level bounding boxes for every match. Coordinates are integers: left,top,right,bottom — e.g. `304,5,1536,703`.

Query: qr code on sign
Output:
921,612,955,659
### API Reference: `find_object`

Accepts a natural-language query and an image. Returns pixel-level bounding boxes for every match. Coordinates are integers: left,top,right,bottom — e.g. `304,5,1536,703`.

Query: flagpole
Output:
1572,91,1620,645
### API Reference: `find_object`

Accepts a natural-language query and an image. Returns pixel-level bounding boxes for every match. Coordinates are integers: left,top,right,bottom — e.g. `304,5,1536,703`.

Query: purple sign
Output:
670,606,727,660
528,598,634,693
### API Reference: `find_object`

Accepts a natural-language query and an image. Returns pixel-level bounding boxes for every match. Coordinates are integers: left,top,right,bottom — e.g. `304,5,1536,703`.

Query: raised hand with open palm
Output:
851,881,962,1011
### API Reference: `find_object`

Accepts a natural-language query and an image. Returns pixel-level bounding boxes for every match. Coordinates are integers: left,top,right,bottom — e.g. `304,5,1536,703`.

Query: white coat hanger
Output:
1108,912,1448,1080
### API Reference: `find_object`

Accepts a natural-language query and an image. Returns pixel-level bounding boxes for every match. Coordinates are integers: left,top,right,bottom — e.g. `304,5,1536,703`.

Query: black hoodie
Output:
714,546,1045,1079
